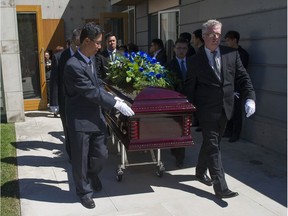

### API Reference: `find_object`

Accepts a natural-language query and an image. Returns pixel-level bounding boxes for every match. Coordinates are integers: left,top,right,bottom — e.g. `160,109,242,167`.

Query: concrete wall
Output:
135,0,149,52
15,0,111,39
1,0,25,122
179,0,287,154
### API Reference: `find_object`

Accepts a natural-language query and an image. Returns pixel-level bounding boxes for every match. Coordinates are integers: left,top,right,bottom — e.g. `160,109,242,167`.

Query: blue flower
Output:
148,72,155,77
139,67,144,72
150,58,157,64
156,73,162,79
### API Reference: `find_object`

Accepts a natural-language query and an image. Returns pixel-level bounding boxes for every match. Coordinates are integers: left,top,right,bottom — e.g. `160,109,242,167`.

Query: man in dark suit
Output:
49,46,64,117
180,32,196,57
63,22,134,209
167,38,192,168
149,38,167,66
185,20,256,199
99,32,119,79
224,30,250,142
57,28,82,161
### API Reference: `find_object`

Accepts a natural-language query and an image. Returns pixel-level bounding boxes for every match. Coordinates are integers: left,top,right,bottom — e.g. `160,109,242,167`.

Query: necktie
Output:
180,60,187,79
109,51,115,61
212,51,221,80
88,60,94,75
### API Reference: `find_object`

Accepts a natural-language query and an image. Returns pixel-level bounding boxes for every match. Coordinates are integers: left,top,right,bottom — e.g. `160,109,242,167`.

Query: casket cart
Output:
105,86,196,181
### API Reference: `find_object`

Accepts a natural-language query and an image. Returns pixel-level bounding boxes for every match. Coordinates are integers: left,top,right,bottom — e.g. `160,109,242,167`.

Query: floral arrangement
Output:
106,51,177,94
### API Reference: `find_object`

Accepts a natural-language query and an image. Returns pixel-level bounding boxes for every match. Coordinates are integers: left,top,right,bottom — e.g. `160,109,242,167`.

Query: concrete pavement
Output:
12,111,287,216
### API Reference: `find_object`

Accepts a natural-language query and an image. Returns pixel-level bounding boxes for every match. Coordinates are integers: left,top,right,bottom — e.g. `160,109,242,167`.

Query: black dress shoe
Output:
195,173,212,186
80,197,95,209
89,175,102,192
216,189,239,199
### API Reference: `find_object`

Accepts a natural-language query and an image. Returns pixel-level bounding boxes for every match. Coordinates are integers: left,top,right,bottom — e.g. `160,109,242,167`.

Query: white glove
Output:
114,100,135,116
114,96,124,102
245,99,256,118
50,106,59,113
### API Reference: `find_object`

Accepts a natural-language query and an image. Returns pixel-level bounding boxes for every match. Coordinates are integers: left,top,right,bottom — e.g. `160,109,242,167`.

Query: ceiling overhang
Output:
110,0,144,6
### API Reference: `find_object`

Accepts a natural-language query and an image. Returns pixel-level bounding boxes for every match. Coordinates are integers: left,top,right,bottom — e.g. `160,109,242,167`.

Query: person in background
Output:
191,29,204,131
149,38,167,66
100,32,118,62
44,50,52,104
180,32,196,57
127,43,139,53
192,29,204,51
167,38,192,168
185,19,256,199
57,27,82,161
49,45,64,117
224,30,250,142
118,44,128,54
63,22,134,209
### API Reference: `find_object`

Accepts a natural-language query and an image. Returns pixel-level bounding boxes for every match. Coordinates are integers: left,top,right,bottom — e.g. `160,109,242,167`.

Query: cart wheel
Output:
156,164,165,177
116,168,124,182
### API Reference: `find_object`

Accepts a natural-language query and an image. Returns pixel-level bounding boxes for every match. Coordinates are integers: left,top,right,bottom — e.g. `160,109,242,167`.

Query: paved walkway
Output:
13,111,287,216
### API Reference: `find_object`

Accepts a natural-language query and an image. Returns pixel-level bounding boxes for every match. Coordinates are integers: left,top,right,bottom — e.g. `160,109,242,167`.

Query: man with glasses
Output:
185,19,256,199
64,22,134,209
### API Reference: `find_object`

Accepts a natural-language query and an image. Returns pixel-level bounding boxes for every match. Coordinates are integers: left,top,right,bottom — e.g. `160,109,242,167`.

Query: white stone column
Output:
1,0,25,122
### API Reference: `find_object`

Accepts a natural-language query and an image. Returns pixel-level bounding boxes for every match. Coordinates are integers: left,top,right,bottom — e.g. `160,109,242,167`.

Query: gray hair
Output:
202,19,222,34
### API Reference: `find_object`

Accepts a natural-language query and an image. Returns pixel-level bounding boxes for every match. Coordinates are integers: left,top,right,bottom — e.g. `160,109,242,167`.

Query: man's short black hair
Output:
180,32,192,42
193,29,204,43
80,22,104,43
151,38,165,49
174,38,189,46
224,30,240,43
105,32,117,41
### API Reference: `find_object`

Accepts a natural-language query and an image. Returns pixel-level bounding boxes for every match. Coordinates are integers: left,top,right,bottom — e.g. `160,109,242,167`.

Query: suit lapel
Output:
199,47,222,83
74,52,98,84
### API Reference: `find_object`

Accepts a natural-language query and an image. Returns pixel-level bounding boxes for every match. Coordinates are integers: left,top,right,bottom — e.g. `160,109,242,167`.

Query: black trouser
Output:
196,111,228,193
171,148,185,162
59,101,71,160
69,130,108,199
225,96,242,139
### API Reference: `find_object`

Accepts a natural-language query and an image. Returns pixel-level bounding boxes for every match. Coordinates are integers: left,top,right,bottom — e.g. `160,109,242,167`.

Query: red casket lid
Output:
131,87,196,113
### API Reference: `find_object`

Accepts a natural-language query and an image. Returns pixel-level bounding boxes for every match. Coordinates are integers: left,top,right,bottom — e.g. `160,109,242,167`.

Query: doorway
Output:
100,12,128,47
16,5,47,110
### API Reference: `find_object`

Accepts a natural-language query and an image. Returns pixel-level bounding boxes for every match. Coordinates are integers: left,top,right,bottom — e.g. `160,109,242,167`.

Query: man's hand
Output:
245,99,256,118
114,100,135,117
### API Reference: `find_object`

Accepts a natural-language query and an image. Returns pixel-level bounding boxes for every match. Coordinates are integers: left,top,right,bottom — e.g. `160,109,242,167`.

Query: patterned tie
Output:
180,60,187,79
212,51,221,80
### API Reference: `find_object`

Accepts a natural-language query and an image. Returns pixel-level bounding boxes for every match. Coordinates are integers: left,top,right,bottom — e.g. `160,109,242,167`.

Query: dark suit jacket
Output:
167,57,192,94
185,45,256,122
63,51,116,132
99,49,119,79
155,49,167,67
49,51,62,106
58,48,73,110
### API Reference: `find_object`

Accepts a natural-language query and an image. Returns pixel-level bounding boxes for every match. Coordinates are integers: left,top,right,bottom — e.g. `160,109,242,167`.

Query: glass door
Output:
158,10,179,62
100,12,128,46
16,6,46,110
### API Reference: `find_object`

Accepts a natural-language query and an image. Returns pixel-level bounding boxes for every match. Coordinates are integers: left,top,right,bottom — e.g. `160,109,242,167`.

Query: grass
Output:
1,123,20,216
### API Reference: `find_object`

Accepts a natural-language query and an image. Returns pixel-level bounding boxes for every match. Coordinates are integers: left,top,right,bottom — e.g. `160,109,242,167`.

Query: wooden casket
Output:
105,86,196,151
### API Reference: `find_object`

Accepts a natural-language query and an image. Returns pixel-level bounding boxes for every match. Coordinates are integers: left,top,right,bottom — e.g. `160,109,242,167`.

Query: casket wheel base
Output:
156,164,165,177
116,168,124,182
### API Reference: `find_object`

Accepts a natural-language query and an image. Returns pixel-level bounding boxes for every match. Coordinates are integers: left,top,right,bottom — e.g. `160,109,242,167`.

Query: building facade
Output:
0,0,287,154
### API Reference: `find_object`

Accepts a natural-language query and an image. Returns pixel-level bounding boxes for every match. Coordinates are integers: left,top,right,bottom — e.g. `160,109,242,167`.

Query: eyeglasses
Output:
205,33,221,38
